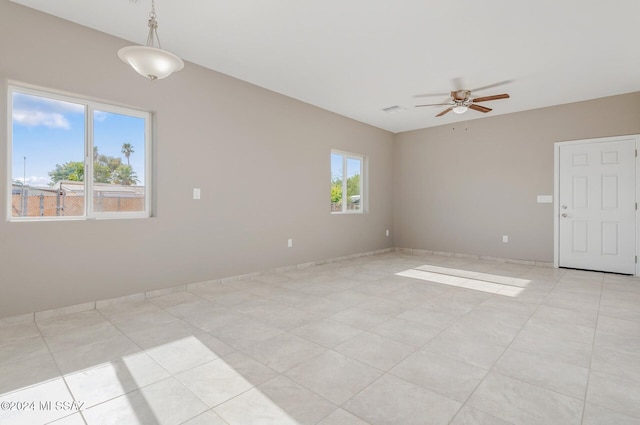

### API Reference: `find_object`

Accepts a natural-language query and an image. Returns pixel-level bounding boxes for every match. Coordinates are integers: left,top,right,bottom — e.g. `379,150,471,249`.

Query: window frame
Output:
330,149,367,215
7,83,152,221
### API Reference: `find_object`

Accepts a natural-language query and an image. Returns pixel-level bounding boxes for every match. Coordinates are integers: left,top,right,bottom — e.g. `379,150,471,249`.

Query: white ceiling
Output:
10,0,640,133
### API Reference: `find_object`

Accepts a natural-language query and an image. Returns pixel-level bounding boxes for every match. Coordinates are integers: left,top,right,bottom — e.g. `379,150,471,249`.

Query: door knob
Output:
561,205,568,209
561,213,568,218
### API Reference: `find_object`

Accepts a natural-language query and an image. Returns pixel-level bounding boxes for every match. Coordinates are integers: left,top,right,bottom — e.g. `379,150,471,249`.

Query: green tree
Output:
331,178,342,206
346,174,360,198
113,164,138,186
92,154,123,183
121,143,134,166
49,161,84,184
93,162,112,183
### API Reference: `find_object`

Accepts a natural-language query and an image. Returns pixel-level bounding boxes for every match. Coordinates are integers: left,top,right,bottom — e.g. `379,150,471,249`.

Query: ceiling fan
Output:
415,90,510,117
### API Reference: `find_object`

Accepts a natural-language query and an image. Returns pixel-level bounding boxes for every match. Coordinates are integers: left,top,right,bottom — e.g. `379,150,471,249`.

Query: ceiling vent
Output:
382,105,404,114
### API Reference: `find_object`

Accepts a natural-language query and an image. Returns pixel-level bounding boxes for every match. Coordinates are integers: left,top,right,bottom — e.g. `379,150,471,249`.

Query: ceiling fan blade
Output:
473,94,510,103
469,104,492,113
436,107,453,117
413,92,451,98
470,80,514,93
415,103,452,108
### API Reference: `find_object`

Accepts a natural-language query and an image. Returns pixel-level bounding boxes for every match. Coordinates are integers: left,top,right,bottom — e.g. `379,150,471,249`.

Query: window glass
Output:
331,150,365,214
9,86,150,220
346,157,362,211
330,152,344,212
11,91,85,217
92,110,146,213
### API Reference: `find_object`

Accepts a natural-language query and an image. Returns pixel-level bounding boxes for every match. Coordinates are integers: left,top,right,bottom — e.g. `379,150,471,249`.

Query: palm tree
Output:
113,165,138,186
121,143,134,166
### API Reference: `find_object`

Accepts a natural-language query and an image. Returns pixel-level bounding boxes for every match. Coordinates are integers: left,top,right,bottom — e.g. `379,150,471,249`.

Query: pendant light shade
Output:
118,0,183,80
118,46,183,80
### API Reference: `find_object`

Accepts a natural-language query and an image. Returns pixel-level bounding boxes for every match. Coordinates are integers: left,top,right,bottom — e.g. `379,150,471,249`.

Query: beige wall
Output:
0,2,394,318
393,92,640,262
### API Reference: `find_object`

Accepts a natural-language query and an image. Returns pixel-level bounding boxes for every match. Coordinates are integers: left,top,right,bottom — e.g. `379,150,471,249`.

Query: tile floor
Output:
1,252,639,425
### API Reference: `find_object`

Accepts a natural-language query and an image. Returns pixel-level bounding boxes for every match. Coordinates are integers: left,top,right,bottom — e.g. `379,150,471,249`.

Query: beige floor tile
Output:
49,413,86,424
369,317,441,347
0,378,75,425
209,318,284,350
52,333,142,374
285,350,382,405
243,332,326,373
396,305,461,327
44,321,125,353
217,375,336,425
0,353,60,394
0,336,50,367
82,377,207,425
423,327,507,369
0,320,40,345
146,334,220,374
64,351,170,407
343,373,461,425
179,410,228,425
175,359,257,407
317,408,370,425
391,349,487,402
36,310,107,336
449,405,515,425
587,369,640,418
291,319,362,348
334,332,415,371
493,348,589,399
582,403,640,425
467,373,583,425
330,307,392,331
260,307,322,330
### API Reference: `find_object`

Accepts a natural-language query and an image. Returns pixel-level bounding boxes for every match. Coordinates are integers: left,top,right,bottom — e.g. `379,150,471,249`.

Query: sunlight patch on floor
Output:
1,335,301,425
396,267,529,297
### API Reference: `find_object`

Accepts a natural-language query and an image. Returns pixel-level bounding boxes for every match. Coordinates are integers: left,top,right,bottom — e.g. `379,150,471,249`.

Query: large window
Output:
331,150,365,213
8,85,151,220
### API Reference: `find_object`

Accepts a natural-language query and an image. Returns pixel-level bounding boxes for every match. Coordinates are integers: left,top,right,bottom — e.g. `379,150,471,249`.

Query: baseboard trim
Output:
393,247,553,268
2,247,395,324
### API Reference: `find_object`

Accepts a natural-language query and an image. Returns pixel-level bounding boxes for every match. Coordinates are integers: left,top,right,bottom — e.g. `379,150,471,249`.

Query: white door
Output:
558,137,636,274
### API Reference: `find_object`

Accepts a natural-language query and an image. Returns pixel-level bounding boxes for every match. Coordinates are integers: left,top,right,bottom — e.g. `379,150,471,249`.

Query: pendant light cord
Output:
146,0,162,49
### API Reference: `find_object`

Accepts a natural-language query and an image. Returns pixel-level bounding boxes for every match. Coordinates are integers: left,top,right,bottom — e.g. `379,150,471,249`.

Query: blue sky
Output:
12,91,146,186
331,152,361,182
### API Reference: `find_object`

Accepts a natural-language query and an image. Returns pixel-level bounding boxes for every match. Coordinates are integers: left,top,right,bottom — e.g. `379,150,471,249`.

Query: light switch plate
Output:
193,188,201,200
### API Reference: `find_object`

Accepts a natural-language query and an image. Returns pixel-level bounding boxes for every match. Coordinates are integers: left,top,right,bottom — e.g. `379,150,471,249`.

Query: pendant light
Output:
118,0,184,80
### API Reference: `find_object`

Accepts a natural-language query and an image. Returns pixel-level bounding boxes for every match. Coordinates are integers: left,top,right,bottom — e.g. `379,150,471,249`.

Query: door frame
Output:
553,134,640,276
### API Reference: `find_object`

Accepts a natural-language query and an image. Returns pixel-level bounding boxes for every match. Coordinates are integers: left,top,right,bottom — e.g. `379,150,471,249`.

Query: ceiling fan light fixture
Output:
452,105,468,114
118,0,184,80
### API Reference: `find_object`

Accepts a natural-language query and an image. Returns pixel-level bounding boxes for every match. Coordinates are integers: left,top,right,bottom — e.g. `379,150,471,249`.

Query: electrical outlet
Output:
502,235,509,243
386,229,390,237
287,239,293,248
193,188,201,200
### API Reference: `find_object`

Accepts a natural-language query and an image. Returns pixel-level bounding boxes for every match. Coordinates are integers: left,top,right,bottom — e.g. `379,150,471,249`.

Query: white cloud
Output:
94,111,108,122
15,176,51,187
12,92,84,129
13,110,70,129
13,92,84,114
